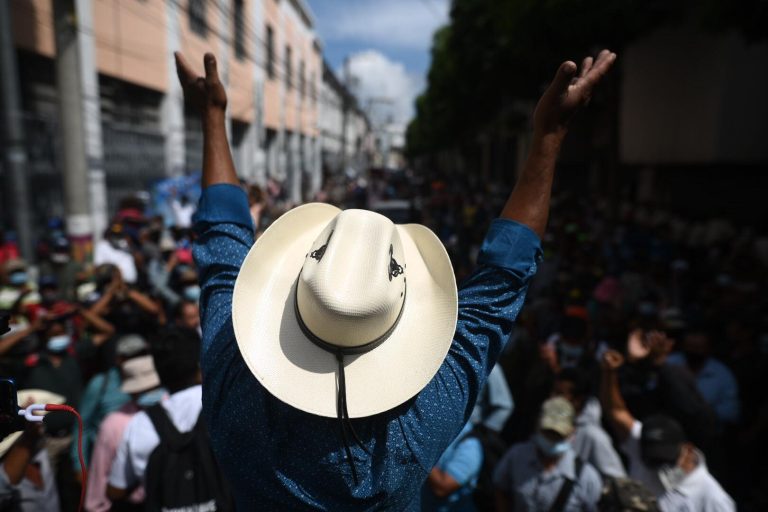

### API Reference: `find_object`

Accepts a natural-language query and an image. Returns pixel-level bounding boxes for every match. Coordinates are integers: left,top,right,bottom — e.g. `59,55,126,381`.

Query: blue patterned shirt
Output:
193,184,542,511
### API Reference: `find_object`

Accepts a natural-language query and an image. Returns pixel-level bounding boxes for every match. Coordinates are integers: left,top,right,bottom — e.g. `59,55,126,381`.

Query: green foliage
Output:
406,0,766,156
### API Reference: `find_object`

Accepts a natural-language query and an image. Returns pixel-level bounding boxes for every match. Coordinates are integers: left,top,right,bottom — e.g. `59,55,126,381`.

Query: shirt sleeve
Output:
87,415,119,512
192,184,254,361
713,365,740,424
578,463,604,512
442,437,483,486
493,447,516,493
71,374,103,472
108,420,136,491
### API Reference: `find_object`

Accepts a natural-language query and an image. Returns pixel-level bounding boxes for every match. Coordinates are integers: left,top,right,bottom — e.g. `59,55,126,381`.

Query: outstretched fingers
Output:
204,53,220,85
581,50,616,88
174,52,198,87
551,60,578,96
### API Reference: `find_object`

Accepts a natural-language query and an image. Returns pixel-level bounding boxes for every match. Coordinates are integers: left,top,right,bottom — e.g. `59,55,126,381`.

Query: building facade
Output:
318,59,371,180
9,0,324,237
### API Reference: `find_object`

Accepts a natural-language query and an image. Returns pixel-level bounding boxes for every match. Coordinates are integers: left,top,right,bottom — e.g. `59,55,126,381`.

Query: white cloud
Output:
320,0,449,50
343,50,421,125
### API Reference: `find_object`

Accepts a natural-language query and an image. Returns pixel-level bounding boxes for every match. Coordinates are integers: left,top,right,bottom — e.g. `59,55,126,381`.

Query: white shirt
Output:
622,421,735,512
109,385,202,490
94,240,137,284
171,200,196,228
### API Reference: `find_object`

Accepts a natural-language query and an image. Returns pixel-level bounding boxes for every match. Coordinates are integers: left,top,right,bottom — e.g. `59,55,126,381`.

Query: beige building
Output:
11,0,323,231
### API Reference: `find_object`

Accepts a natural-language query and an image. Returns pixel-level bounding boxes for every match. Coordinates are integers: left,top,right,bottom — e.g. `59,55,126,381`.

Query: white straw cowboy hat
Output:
232,203,458,419
0,389,65,459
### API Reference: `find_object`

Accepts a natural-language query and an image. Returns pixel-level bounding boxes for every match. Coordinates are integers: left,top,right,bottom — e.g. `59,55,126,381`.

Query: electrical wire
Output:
18,403,87,512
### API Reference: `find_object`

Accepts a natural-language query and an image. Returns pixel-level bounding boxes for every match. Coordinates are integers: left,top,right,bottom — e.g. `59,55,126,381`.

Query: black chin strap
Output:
294,282,406,486
334,351,370,485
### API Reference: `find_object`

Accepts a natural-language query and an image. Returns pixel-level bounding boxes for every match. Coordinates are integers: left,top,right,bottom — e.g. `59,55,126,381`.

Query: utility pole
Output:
0,0,34,260
53,0,93,261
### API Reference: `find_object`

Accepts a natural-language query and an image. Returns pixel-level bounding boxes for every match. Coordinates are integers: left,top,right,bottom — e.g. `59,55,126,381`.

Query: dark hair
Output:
150,327,201,393
556,367,591,399
560,315,588,342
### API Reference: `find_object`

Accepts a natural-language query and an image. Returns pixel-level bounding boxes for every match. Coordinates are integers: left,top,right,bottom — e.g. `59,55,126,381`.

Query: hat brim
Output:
232,203,458,418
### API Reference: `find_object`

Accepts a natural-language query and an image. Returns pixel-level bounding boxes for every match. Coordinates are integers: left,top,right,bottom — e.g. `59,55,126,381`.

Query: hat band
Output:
293,282,407,356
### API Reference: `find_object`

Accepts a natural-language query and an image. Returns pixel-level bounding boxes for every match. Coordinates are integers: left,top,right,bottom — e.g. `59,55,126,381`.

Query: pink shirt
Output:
85,403,144,512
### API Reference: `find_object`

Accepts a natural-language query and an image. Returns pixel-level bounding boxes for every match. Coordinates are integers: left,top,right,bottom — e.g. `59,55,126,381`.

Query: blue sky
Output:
308,0,449,124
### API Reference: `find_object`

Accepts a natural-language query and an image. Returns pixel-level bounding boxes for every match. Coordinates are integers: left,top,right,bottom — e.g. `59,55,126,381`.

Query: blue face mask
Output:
535,433,570,458
183,285,201,302
9,272,28,286
46,334,71,353
136,388,166,408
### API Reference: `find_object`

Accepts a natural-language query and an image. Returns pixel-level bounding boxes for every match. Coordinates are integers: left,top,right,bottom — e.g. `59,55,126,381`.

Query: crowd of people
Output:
1,167,765,510
0,48,765,512
405,170,766,511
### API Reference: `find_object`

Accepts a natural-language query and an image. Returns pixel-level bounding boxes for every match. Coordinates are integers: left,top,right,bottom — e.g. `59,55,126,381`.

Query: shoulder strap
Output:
146,404,185,446
548,457,584,512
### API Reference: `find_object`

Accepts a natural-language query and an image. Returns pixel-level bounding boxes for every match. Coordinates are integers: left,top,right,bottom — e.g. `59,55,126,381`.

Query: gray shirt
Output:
0,449,60,512
494,440,603,512
471,363,514,432
572,398,626,478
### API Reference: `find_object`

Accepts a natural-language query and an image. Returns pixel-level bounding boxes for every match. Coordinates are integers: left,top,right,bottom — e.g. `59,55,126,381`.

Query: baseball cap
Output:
539,397,575,437
640,415,686,467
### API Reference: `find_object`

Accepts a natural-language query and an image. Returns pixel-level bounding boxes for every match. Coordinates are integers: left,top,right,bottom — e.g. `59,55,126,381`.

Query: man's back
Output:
193,185,542,509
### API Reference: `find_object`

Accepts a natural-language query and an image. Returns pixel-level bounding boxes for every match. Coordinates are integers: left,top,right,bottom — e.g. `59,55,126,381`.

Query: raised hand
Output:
174,52,227,113
533,49,617,136
601,349,625,372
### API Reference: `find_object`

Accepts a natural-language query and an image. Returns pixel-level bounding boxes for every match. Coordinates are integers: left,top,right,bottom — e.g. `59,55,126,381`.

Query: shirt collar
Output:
675,450,709,496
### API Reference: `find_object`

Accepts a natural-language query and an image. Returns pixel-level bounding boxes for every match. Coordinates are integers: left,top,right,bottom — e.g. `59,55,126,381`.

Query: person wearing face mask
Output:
69,334,149,486
600,350,735,511
0,260,40,315
21,316,84,509
86,354,165,512
494,397,603,512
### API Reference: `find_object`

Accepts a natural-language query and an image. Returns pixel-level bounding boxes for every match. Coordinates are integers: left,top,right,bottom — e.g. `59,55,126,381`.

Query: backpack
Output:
144,404,234,512
460,424,508,511
598,477,660,512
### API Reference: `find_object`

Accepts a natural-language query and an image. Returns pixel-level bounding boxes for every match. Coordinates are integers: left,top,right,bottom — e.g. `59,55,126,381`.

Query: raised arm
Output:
599,349,635,441
502,50,616,237
174,52,238,187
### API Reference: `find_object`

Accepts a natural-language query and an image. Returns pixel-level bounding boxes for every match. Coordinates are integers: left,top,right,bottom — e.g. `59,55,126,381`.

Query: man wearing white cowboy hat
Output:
175,47,616,510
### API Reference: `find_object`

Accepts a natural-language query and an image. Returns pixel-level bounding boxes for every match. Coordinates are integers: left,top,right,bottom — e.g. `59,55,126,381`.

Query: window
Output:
189,0,207,37
266,25,275,79
299,60,305,97
233,0,246,60
285,45,292,87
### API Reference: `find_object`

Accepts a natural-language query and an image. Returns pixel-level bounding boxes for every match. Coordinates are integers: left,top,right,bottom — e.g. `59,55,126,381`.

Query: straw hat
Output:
232,204,458,418
0,389,65,459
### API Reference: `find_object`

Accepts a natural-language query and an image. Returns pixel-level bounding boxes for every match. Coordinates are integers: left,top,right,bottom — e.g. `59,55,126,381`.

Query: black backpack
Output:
144,404,234,512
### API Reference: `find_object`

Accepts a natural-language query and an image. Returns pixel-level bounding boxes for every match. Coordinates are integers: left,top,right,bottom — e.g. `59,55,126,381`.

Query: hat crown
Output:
297,210,406,349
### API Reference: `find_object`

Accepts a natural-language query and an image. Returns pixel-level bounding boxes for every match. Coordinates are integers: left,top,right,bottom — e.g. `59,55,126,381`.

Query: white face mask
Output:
658,464,687,491
46,334,71,353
